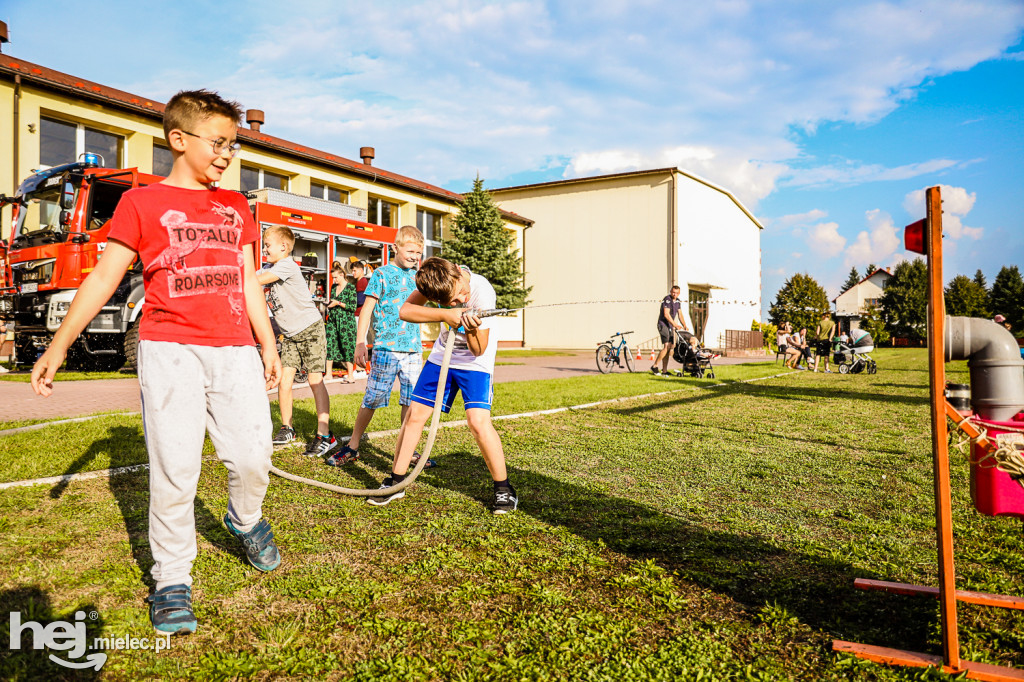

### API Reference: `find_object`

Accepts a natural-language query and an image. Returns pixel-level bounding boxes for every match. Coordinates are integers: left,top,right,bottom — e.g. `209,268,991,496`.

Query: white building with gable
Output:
491,168,763,350
833,268,891,334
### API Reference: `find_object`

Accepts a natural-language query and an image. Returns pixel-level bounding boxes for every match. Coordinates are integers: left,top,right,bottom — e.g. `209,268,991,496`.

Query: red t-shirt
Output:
108,184,259,346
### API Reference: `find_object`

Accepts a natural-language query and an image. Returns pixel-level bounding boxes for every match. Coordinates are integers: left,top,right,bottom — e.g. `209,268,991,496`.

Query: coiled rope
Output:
949,417,1024,490
268,325,455,496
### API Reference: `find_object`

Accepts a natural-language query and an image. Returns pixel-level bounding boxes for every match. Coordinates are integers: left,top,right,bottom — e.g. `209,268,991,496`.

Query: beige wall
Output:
495,170,762,350
0,80,14,239
495,173,674,349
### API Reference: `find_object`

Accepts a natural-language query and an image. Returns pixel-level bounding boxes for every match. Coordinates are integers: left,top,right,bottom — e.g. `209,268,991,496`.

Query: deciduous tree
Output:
945,274,990,319
991,265,1024,333
880,258,927,341
768,273,830,331
860,301,890,346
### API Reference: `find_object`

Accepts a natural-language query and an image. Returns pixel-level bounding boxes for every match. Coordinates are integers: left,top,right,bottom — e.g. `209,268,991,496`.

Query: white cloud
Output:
784,159,961,189
903,184,984,239
807,222,847,258
564,145,788,209
844,209,902,269
13,0,1021,205
99,0,1022,195
769,209,828,228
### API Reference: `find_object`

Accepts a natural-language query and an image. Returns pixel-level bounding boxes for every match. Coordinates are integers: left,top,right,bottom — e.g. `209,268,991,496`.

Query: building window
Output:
152,144,174,177
40,116,123,168
241,165,289,192
368,195,398,228
417,209,443,258
310,182,349,204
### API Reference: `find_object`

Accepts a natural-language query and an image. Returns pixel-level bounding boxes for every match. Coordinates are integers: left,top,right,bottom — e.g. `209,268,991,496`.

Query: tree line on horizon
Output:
768,262,1024,345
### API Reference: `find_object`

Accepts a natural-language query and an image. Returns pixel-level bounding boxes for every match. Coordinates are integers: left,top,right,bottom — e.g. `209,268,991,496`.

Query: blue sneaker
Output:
149,584,197,635
223,515,281,572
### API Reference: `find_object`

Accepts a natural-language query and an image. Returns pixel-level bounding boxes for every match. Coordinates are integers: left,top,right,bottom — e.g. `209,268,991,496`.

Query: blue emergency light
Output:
81,152,103,168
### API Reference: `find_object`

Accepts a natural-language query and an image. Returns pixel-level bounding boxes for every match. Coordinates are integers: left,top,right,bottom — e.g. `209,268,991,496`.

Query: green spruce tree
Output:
973,269,991,315
880,258,927,341
865,263,879,276
944,274,990,319
841,267,860,292
442,177,531,310
768,273,830,331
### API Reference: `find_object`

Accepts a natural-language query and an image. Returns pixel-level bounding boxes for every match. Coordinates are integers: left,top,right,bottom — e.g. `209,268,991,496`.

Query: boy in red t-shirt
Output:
31,90,284,636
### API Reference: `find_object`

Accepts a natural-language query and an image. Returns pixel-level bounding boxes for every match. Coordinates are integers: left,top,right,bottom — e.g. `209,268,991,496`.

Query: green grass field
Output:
1,349,1021,680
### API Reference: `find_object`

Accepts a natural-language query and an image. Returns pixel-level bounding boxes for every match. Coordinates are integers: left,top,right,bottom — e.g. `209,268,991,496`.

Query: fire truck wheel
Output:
123,321,140,371
64,344,87,371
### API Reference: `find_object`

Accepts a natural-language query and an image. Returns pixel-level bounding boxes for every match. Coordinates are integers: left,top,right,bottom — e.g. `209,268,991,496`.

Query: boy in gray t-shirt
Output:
257,225,338,458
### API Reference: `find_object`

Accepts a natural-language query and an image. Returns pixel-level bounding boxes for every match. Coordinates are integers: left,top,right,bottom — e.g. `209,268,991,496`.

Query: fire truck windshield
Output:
13,181,77,239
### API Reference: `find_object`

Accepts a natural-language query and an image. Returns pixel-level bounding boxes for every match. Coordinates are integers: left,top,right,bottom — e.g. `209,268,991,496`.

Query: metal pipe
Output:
945,316,1024,421
12,74,20,236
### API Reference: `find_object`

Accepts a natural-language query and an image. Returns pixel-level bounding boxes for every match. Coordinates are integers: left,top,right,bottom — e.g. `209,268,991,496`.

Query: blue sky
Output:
4,0,1022,318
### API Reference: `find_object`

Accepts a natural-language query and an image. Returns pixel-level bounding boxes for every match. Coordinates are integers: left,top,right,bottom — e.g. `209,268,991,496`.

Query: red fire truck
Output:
0,155,398,370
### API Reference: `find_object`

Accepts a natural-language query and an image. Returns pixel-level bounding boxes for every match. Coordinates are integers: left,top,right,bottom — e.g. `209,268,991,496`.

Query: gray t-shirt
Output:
263,258,322,337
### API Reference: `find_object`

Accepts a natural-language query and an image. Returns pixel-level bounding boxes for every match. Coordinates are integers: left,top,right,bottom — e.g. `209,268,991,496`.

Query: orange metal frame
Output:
831,187,1024,681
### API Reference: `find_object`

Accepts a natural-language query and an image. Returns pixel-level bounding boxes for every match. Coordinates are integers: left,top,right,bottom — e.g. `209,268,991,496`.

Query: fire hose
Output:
268,309,504,497
267,300,676,497
269,322,456,497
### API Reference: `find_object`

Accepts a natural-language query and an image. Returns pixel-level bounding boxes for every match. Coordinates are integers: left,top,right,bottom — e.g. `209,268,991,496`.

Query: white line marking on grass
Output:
0,370,797,491
0,463,151,490
0,413,140,437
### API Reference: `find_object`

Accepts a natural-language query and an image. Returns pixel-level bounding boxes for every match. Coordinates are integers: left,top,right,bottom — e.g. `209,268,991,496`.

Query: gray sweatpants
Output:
138,341,273,590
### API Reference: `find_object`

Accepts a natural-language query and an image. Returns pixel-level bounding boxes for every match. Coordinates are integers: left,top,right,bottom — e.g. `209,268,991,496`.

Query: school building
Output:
490,169,763,351
0,31,531,346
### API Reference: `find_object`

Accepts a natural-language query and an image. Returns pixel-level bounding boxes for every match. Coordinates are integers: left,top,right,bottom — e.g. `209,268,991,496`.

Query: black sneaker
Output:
304,433,339,458
367,477,406,506
492,485,518,515
272,425,295,445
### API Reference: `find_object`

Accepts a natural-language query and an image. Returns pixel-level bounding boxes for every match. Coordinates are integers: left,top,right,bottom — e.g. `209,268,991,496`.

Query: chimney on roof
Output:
360,147,375,166
246,109,265,133
0,21,10,52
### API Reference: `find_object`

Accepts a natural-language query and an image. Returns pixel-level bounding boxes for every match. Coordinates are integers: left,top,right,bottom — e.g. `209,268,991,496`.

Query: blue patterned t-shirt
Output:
364,263,421,353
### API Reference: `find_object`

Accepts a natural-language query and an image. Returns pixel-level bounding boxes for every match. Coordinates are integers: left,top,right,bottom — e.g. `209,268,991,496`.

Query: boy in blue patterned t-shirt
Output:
327,226,424,466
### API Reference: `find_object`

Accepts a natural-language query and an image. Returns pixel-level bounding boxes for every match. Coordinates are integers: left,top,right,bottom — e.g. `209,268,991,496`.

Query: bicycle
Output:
596,331,635,374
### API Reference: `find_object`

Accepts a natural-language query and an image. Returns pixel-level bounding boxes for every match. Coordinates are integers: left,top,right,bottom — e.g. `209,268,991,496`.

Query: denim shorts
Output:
411,361,493,413
361,349,423,409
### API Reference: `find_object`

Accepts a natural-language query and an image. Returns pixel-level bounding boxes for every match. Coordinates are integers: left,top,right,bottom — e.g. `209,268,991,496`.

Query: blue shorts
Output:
362,349,422,409
411,361,493,413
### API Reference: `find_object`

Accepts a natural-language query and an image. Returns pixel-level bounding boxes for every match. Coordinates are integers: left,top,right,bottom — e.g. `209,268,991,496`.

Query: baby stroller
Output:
832,329,877,374
671,330,716,378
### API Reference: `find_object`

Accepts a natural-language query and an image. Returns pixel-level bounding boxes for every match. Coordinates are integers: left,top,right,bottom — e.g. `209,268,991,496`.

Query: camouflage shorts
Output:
280,320,327,374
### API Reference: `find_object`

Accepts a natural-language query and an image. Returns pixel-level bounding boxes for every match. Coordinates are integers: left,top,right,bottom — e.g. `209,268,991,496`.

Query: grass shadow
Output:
48,425,246,590
421,451,938,654
0,585,105,680
611,380,928,418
